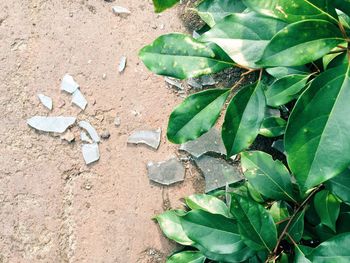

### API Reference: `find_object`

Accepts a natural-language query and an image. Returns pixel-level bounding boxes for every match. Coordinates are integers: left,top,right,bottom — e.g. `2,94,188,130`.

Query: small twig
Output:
286,232,298,247
276,217,291,225
230,76,246,92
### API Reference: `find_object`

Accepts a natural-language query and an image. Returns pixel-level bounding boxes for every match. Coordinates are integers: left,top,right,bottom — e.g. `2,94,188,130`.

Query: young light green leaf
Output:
139,33,234,79
258,19,344,67
326,169,350,203
222,82,266,157
259,116,287,137
334,0,350,16
265,74,310,107
185,194,231,218
154,210,193,245
152,0,180,13
168,88,229,144
166,251,206,263
181,210,255,262
230,194,278,252
242,0,338,23
266,66,310,79
314,190,340,232
269,201,290,224
308,233,350,262
241,151,297,202
285,64,350,190
199,13,286,68
195,0,246,27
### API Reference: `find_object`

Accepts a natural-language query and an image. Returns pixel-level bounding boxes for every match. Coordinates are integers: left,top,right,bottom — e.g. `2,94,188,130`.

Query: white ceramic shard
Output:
118,56,127,73
78,121,100,143
72,89,87,110
37,94,53,110
127,128,161,149
60,74,79,94
80,131,92,143
165,77,183,90
82,143,100,165
147,157,185,185
112,6,131,15
27,116,76,133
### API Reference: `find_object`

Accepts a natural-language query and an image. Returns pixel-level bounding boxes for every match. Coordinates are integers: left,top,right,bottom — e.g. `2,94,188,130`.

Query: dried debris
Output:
118,56,127,73
194,155,244,193
147,157,185,185
127,128,161,149
27,116,76,133
38,94,53,110
72,89,88,110
112,6,131,15
82,143,100,165
60,74,79,94
180,128,226,158
187,75,216,90
79,121,101,143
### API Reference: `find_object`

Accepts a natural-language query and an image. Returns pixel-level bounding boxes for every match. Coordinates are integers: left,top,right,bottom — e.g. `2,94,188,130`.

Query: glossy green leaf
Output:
266,66,310,79
181,210,255,262
167,88,229,144
195,0,246,27
314,190,340,232
185,194,231,218
285,64,350,190
294,245,312,263
242,0,337,23
155,210,193,245
259,117,287,137
200,13,286,68
230,194,278,252
241,151,297,202
265,74,310,107
270,201,290,224
247,182,265,203
287,210,305,242
166,251,205,263
139,33,234,79
152,0,179,13
308,233,350,262
258,19,343,67
326,169,350,203
334,0,350,16
222,82,266,157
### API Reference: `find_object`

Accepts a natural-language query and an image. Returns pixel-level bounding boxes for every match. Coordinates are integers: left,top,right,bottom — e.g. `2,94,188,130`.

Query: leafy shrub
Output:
140,0,350,262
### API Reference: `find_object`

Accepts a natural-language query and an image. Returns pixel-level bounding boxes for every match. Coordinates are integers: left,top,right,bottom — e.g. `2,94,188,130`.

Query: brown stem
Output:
275,217,291,225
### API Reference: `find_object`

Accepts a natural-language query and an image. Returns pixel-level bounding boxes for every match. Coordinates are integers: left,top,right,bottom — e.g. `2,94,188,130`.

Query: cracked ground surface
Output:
0,1,204,262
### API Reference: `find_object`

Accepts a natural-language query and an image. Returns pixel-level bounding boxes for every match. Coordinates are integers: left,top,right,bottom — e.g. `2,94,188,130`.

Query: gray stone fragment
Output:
82,143,100,165
180,128,226,158
60,74,79,94
118,56,127,73
72,89,87,110
187,78,202,89
100,130,110,139
38,94,53,110
194,155,244,193
80,131,92,143
127,128,161,149
147,157,185,185
112,6,131,15
79,121,100,143
200,75,216,86
27,116,76,133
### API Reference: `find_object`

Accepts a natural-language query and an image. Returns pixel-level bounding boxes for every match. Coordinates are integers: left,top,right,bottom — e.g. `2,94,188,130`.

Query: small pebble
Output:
114,116,121,127
101,130,111,139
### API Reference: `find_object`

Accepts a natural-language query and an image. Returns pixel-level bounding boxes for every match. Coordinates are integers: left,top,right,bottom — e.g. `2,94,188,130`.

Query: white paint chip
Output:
38,94,53,110
118,56,127,73
72,89,87,110
60,74,79,94
27,116,76,133
127,128,161,149
78,121,100,143
112,6,131,15
82,143,100,165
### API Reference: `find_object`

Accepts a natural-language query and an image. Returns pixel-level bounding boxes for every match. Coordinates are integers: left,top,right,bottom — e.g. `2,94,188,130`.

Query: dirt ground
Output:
0,1,203,262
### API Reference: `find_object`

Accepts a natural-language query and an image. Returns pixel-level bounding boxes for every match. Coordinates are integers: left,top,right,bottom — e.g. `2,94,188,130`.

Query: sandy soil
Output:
0,1,204,262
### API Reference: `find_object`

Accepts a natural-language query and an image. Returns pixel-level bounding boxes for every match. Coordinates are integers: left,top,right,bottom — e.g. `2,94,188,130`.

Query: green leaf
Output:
242,0,337,23
222,82,266,157
195,0,246,27
259,116,287,137
230,194,278,252
287,210,305,242
139,33,234,79
334,0,350,16
270,201,290,224
152,0,179,13
326,169,350,203
166,251,206,263
258,19,344,67
308,233,350,262
155,210,193,245
294,245,312,263
181,210,255,262
285,64,350,190
199,13,286,68
314,190,340,232
247,182,265,203
265,74,310,107
241,151,297,202
167,88,229,144
266,66,310,79
185,194,231,218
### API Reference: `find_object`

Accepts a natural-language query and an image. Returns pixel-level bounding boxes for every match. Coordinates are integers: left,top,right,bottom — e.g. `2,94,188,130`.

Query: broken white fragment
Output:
60,74,79,94
147,157,184,185
72,89,87,110
78,121,100,143
27,116,76,133
118,56,127,73
37,94,53,110
80,131,92,143
82,143,100,165
112,6,131,15
192,31,200,39
165,77,183,90
127,128,161,149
